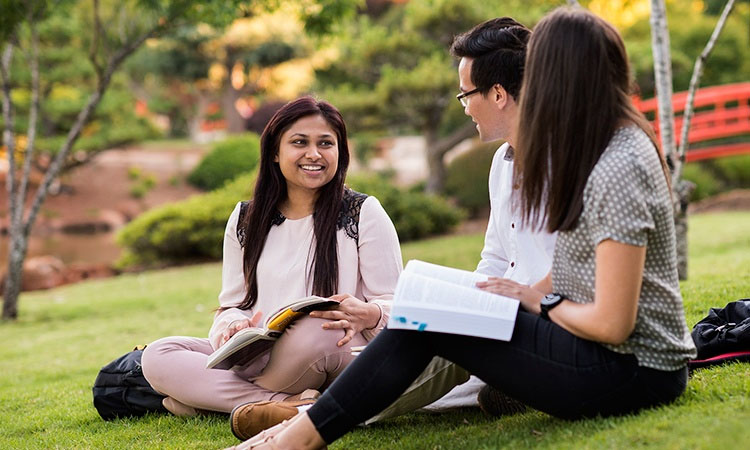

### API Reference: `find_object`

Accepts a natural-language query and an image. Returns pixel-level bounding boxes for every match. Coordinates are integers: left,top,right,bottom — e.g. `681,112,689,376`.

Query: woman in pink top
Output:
141,97,402,435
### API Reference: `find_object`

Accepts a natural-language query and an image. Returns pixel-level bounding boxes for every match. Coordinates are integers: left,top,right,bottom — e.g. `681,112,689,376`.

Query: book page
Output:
206,327,277,369
395,272,518,318
208,336,276,370
404,260,489,288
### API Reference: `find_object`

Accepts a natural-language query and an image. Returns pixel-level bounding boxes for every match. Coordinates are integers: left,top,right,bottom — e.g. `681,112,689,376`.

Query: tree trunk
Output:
650,0,689,280
649,0,677,164
425,127,444,194
673,179,694,280
424,121,477,194
189,94,211,141
222,58,245,134
2,229,28,320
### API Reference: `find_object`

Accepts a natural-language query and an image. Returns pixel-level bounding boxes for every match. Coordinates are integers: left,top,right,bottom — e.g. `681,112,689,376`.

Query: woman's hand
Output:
219,310,263,347
476,277,546,314
309,294,381,347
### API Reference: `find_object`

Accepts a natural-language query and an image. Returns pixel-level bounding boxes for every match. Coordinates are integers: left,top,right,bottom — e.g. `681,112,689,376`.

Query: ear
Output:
492,84,509,110
273,152,279,163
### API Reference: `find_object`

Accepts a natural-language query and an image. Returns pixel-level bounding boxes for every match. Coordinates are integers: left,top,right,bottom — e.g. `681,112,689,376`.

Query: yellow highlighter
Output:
266,309,304,333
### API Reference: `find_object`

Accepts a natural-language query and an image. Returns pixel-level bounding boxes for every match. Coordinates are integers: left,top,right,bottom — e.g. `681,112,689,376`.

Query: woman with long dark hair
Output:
141,97,402,437
232,8,696,449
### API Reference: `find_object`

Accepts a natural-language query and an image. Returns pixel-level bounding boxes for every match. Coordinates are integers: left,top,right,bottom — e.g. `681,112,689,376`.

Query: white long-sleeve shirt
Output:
476,142,556,284
425,142,556,412
208,194,403,350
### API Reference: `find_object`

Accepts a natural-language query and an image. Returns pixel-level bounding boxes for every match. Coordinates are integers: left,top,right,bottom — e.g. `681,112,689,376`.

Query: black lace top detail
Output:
337,188,368,241
271,210,286,226
235,189,368,247
237,201,249,247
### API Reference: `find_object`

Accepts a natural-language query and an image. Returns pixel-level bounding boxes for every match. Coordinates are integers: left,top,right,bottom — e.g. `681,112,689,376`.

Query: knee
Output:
141,336,179,386
281,317,350,360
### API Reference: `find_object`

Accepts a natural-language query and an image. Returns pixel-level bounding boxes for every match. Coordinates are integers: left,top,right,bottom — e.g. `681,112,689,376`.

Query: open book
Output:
387,260,520,341
206,296,339,370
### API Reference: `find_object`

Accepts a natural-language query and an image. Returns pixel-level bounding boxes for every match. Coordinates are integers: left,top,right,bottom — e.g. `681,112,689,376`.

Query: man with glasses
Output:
367,17,556,422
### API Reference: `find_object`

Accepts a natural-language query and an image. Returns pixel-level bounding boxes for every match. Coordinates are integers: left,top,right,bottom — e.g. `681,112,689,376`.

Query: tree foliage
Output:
314,0,559,192
125,1,351,137
1,0,356,320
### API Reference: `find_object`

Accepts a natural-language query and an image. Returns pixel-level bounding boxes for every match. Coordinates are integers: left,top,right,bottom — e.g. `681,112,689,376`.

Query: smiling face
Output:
458,57,513,144
275,114,339,199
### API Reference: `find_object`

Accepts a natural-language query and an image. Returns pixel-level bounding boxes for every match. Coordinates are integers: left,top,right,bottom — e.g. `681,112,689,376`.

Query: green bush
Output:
444,142,498,216
681,162,722,201
712,154,750,188
117,172,258,267
346,174,466,242
118,170,465,267
187,133,261,191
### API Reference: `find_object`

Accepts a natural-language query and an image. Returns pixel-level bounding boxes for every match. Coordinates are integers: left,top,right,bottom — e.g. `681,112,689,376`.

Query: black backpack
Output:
689,299,750,371
92,346,168,420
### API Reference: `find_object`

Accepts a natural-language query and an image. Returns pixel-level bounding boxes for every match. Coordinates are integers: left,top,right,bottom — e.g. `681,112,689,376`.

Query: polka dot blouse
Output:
551,126,697,371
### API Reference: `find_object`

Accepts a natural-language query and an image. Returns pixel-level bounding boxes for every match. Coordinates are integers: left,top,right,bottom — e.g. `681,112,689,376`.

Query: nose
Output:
304,145,322,159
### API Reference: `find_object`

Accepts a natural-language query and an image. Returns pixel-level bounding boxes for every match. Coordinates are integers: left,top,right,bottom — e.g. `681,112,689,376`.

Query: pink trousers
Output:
141,316,367,413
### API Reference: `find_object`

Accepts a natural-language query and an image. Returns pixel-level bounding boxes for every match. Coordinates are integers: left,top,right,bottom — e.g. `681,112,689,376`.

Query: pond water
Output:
0,231,121,268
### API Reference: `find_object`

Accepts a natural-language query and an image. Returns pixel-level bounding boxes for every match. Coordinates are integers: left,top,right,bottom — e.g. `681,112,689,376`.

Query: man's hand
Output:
219,310,263,347
476,277,545,314
309,294,381,347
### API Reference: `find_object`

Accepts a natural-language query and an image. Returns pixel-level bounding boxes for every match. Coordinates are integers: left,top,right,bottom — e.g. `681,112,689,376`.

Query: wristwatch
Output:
540,293,564,320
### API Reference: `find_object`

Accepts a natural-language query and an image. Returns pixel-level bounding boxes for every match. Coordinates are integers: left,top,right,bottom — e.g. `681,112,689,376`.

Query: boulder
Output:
64,263,118,284
13,255,67,291
0,257,119,292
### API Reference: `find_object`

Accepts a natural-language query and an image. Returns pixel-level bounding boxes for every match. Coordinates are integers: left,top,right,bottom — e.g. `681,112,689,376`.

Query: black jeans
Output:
308,311,688,444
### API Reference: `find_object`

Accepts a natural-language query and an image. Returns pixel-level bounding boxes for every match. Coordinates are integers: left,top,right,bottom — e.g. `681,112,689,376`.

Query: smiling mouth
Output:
300,164,324,171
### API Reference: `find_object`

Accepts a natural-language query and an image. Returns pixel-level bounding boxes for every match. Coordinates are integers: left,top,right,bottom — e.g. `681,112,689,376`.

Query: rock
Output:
98,209,128,229
0,257,119,292
20,256,67,291
64,263,118,284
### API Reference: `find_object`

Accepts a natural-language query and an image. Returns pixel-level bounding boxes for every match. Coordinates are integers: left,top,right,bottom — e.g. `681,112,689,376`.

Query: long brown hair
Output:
515,7,667,232
236,96,350,311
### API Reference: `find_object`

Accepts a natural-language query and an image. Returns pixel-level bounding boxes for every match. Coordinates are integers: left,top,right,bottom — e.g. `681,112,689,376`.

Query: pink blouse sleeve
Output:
208,202,255,350
357,196,403,341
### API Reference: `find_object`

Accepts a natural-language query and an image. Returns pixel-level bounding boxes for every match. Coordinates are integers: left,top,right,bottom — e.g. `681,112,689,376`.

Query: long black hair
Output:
236,96,350,311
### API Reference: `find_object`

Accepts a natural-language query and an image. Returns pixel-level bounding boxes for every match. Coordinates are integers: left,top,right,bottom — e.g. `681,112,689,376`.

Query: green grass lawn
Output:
1,212,748,449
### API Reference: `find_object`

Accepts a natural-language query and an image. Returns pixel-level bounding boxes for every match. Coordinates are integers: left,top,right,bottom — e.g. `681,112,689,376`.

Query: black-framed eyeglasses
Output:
456,88,481,107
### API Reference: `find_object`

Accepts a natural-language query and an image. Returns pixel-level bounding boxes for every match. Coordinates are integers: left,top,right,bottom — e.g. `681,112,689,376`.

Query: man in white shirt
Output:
368,17,556,422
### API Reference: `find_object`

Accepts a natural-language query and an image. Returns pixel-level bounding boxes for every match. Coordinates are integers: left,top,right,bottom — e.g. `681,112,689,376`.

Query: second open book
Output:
206,296,339,370
387,260,520,341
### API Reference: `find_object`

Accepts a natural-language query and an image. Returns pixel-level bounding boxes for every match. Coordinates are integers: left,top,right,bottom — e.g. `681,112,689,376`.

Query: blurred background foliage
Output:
116,0,750,256
117,169,465,266
4,0,749,265
187,133,261,190
5,0,747,185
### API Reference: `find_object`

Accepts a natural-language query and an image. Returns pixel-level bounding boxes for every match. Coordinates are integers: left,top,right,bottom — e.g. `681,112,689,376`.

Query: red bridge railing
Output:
634,82,750,162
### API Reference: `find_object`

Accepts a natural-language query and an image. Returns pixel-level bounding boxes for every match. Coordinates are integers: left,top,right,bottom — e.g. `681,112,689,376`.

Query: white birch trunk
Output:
649,0,692,280
1,42,23,319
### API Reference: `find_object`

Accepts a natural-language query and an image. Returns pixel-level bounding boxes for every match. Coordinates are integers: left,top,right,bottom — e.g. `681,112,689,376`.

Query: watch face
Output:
542,294,562,307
